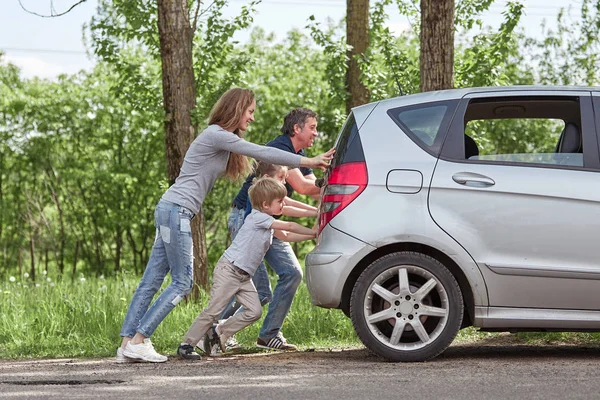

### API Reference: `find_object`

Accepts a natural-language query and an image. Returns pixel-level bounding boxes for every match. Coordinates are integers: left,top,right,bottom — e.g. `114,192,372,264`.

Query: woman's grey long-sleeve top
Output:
161,124,301,215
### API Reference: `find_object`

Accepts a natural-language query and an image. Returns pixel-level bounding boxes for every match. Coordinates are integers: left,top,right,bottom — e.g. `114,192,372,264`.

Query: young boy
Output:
177,177,316,359
208,162,318,353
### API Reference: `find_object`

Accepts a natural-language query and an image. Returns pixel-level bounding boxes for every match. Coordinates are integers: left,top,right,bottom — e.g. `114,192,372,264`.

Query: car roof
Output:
354,85,600,112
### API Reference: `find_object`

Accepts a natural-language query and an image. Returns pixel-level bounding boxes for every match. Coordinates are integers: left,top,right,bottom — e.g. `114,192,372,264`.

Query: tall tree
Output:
420,0,455,92
346,0,370,114
156,0,208,295
157,0,196,186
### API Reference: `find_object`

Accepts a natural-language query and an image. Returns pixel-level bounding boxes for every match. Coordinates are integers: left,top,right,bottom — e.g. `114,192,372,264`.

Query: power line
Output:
233,0,583,10
229,0,583,17
1,47,87,55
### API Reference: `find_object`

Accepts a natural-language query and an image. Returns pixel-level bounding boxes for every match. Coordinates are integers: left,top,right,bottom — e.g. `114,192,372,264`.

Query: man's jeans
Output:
120,200,194,338
221,207,302,340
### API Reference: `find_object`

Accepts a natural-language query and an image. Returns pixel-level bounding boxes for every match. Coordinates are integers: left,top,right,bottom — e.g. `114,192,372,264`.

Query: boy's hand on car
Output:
311,224,318,238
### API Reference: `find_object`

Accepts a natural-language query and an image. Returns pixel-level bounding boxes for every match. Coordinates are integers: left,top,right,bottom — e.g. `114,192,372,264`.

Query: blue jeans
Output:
220,207,302,340
120,200,194,338
260,237,302,340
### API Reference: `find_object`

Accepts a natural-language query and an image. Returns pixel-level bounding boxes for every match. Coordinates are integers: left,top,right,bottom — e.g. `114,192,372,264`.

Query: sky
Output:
0,0,583,80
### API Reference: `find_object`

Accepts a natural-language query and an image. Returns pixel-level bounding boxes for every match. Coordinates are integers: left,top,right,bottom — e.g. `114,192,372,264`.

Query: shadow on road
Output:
209,340,600,365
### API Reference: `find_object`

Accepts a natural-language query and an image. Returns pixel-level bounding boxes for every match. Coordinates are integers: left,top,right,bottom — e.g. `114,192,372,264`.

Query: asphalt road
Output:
2,342,600,399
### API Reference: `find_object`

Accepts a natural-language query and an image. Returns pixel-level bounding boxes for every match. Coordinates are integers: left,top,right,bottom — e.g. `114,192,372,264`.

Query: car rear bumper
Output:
305,253,348,308
305,226,376,308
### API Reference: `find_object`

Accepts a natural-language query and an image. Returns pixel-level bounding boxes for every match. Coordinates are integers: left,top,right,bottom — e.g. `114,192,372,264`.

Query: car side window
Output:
387,100,458,155
462,97,583,167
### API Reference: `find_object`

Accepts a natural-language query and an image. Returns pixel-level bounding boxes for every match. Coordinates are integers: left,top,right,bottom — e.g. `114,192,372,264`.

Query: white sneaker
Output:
115,347,138,363
123,339,168,363
197,337,206,353
208,343,224,357
225,335,243,351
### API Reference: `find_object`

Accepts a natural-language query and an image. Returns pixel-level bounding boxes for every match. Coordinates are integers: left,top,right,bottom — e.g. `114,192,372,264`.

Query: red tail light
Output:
318,162,368,234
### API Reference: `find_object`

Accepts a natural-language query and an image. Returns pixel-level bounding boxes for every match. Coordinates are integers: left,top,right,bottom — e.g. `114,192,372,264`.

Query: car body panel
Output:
306,85,600,335
475,307,600,329
429,160,600,310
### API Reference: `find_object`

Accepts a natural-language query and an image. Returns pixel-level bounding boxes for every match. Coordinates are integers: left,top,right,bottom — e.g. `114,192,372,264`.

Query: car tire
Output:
350,251,463,362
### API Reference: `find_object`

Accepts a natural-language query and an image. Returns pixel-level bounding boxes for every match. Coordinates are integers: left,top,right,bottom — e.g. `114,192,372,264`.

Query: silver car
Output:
306,86,600,362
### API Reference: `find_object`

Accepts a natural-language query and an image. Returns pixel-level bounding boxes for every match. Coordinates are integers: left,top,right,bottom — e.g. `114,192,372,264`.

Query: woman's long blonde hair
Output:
208,88,254,180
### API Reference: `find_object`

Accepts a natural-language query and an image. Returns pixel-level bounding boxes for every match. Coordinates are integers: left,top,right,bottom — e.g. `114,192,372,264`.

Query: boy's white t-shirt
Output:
223,209,274,276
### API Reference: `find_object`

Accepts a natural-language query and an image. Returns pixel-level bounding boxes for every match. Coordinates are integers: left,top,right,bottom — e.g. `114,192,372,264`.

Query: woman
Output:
117,88,334,363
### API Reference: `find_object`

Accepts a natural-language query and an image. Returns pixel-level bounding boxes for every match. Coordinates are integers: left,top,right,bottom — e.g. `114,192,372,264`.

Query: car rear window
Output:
387,100,458,155
331,112,365,169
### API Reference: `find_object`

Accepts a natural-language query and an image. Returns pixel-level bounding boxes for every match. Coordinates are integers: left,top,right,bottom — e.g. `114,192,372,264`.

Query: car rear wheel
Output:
350,251,463,362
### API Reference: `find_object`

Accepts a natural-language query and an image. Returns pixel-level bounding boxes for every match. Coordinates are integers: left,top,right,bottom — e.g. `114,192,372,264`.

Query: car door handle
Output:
452,172,495,187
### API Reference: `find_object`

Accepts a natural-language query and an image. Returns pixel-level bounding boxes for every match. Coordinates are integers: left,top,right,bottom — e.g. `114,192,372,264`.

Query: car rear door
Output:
428,89,600,310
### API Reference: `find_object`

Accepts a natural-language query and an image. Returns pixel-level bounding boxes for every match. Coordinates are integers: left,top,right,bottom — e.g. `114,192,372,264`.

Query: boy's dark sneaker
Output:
256,333,298,351
200,332,213,355
177,343,202,360
200,326,223,356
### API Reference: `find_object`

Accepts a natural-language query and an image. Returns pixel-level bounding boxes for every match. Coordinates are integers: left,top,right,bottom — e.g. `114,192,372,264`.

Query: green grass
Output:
0,271,359,359
2,272,600,359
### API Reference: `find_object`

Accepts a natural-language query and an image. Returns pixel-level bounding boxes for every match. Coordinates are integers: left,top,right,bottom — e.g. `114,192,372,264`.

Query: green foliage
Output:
466,118,564,156
455,0,495,31
394,0,419,27
307,16,349,106
361,0,420,98
2,0,600,289
525,0,600,86
0,60,165,277
454,1,524,88
192,0,261,122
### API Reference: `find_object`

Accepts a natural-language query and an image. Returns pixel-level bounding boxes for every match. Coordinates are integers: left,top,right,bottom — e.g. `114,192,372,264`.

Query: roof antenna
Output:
394,74,404,96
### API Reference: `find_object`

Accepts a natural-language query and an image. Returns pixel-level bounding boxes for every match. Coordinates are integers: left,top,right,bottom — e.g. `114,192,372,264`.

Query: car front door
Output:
428,90,600,310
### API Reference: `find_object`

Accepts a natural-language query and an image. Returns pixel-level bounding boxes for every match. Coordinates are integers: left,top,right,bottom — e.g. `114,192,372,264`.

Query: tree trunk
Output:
420,0,455,92
29,238,35,282
126,228,142,274
47,168,66,275
73,240,80,282
346,0,370,114
25,199,36,282
157,0,208,293
0,150,3,268
18,248,22,278
157,0,196,185
115,226,122,275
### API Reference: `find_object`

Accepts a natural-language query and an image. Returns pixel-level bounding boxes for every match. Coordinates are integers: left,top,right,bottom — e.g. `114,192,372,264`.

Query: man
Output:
225,107,321,351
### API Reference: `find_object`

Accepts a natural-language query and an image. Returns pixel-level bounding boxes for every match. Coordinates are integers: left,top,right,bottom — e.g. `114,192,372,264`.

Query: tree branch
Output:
192,0,218,32
18,0,88,18
192,0,202,33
